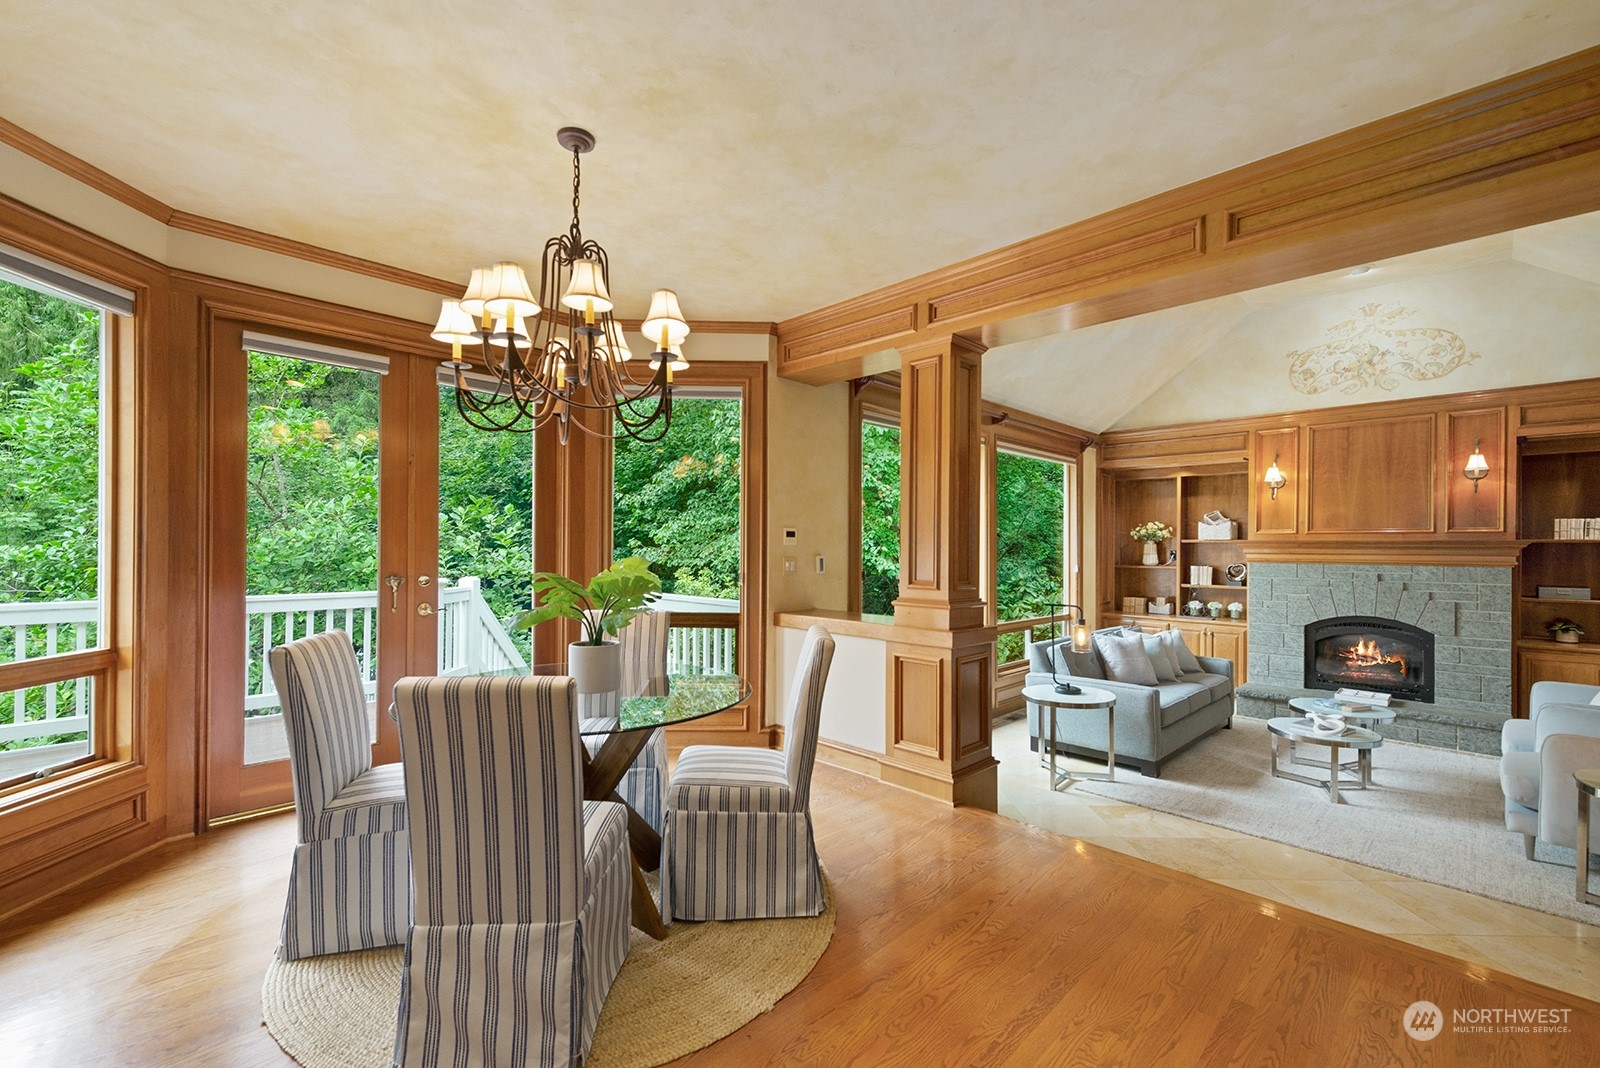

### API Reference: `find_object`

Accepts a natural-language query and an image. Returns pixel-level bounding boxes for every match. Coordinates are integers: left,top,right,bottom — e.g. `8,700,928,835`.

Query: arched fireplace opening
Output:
1303,615,1435,703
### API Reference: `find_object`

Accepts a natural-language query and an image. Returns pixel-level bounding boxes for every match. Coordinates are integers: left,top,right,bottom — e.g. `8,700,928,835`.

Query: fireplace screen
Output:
1303,616,1434,703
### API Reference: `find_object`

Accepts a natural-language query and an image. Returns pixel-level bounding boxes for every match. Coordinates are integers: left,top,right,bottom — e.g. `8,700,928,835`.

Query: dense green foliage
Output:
0,282,101,604
859,429,1067,634
860,422,901,615
612,398,742,599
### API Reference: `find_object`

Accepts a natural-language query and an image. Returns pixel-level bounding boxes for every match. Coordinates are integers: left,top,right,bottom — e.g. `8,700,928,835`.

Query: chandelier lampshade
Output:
438,127,689,442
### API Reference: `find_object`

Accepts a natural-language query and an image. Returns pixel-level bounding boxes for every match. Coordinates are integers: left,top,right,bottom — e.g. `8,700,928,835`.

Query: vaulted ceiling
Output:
4,1,1598,329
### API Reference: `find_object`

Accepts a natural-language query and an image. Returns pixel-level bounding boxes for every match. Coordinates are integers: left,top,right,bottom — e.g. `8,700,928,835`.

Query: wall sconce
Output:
1048,604,1092,694
1263,454,1287,500
1464,438,1490,492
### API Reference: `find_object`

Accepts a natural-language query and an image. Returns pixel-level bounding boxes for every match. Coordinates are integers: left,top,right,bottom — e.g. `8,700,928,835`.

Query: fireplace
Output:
1303,615,1435,703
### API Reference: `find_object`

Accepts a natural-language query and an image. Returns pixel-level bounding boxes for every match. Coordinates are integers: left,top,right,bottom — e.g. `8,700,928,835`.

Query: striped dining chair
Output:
661,624,835,921
580,608,672,832
391,674,632,1068
268,630,409,961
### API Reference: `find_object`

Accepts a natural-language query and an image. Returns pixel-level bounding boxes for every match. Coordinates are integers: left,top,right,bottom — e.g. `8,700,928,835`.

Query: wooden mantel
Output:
1242,540,1526,568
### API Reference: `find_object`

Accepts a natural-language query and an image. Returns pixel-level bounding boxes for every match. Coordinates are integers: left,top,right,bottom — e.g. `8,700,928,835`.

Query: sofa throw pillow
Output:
1052,645,1105,680
1161,628,1203,674
1141,634,1179,681
1094,630,1159,686
1591,690,1600,707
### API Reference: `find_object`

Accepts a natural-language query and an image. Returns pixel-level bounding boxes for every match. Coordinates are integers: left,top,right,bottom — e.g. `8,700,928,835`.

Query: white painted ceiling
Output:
2,1,1598,325
983,211,1600,431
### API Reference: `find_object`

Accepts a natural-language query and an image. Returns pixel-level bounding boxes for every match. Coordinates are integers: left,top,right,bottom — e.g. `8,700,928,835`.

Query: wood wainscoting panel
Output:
1307,416,1434,533
889,651,945,761
1444,408,1507,533
902,352,944,592
953,646,992,760
1253,427,1299,535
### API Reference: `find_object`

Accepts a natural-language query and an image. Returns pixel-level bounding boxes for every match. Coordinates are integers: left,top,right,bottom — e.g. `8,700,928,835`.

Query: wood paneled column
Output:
884,336,997,808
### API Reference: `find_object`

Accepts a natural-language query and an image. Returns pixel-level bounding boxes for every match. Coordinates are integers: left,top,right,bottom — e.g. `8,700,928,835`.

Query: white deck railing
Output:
1,579,529,752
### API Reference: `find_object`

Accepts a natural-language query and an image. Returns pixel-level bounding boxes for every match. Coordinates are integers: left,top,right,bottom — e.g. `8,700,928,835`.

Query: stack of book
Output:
1555,517,1600,539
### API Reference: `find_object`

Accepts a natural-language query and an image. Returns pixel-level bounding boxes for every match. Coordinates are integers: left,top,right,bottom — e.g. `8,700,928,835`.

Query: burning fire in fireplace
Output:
1339,637,1407,676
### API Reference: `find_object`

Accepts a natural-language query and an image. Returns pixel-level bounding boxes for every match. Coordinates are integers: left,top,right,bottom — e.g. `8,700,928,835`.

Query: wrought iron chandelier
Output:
431,127,690,442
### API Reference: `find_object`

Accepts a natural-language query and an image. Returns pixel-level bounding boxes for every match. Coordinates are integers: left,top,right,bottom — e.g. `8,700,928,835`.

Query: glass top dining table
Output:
504,664,750,734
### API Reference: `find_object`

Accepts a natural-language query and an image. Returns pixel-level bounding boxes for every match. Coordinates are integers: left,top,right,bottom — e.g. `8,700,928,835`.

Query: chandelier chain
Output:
569,148,583,245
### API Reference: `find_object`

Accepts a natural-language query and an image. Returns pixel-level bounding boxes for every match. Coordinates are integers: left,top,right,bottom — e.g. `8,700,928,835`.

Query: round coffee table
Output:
1022,683,1116,789
1266,716,1382,803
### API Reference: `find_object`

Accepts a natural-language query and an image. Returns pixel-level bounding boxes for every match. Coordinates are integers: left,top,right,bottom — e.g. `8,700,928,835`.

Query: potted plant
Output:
1206,600,1223,619
1548,618,1586,644
1130,521,1174,566
513,557,662,692
1227,601,1244,620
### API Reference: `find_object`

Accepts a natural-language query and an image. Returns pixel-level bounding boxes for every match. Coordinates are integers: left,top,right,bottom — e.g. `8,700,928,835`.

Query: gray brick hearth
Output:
1236,563,1513,752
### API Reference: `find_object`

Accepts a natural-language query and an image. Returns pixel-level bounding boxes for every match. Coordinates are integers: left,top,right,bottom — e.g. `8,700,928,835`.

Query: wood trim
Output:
1241,540,1524,566
0,650,116,692
775,46,1600,383
0,116,174,221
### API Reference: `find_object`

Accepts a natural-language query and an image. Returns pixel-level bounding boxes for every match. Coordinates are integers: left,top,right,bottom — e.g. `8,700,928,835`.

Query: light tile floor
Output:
992,712,1600,1000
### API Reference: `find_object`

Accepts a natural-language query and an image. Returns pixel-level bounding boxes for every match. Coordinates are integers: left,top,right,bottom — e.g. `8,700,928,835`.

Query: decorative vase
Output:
1554,631,1580,644
1208,606,1221,619
569,639,623,693
1229,608,1242,620
1141,540,1160,566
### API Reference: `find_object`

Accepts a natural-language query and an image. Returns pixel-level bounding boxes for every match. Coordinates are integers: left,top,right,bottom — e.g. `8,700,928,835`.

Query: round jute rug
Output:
261,873,835,1068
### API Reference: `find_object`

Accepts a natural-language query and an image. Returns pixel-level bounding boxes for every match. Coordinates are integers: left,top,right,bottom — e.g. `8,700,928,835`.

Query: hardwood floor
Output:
2,762,1596,1066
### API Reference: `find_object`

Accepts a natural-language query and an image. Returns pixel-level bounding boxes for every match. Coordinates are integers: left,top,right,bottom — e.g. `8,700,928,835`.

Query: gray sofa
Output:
1024,626,1234,777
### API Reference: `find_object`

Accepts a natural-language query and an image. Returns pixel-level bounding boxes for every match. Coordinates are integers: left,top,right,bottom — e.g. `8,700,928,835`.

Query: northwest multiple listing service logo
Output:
1404,1000,1571,1042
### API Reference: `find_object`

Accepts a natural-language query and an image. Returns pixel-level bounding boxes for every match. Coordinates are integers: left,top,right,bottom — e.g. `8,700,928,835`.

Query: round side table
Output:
1022,683,1116,790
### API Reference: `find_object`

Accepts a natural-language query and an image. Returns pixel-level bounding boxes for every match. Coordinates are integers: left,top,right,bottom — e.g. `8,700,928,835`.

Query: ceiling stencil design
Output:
1286,303,1479,396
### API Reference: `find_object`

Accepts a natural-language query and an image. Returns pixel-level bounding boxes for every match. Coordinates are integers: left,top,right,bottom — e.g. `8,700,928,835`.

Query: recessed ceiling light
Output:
1347,264,1374,277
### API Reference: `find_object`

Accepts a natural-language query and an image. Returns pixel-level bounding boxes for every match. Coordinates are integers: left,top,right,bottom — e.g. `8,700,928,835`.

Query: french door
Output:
204,320,439,823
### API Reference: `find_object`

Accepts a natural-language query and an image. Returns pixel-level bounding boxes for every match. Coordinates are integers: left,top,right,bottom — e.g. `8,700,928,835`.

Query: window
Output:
859,417,901,617
613,392,743,675
993,449,1072,665
0,251,132,787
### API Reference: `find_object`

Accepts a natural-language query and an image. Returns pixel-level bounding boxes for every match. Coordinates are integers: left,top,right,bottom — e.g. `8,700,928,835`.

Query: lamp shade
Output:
457,267,491,318
597,322,634,362
559,258,614,314
1263,455,1287,498
641,288,690,347
487,313,531,348
1464,443,1490,479
480,261,541,320
648,342,689,372
430,300,479,346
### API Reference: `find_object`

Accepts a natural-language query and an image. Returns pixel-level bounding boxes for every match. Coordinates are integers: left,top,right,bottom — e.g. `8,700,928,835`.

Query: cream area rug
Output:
1047,717,1600,925
262,873,835,1068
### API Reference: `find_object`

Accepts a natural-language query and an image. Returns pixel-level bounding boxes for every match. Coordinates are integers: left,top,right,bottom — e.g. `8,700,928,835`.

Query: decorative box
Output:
1121,597,1148,615
1147,603,1174,615
1197,520,1237,540
1537,586,1592,600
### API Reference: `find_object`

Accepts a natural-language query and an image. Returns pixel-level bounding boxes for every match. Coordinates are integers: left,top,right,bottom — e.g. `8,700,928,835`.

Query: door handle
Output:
385,574,404,611
417,603,435,616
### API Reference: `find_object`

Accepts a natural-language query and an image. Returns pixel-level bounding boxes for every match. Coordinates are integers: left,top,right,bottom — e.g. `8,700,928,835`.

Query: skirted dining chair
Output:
391,674,632,1068
661,624,835,921
268,630,409,961
582,608,671,832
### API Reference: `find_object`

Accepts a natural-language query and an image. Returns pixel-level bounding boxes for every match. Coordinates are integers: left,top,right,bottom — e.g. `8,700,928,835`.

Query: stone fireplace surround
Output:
1235,563,1513,754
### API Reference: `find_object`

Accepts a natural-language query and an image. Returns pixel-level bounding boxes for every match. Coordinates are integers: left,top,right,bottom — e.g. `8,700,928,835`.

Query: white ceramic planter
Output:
569,639,622,693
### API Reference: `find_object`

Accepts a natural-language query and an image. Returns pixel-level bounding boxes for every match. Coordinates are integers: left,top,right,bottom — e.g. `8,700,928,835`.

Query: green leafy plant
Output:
512,557,662,645
1130,521,1173,542
1547,618,1585,637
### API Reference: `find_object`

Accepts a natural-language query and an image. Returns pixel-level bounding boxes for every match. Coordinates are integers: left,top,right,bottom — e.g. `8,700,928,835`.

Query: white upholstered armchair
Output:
1501,680,1600,860
268,630,409,961
662,624,835,921
392,674,631,1068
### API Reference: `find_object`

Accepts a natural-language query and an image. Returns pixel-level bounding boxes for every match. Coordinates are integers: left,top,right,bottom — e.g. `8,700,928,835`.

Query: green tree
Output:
860,422,900,615
0,282,101,603
613,398,742,598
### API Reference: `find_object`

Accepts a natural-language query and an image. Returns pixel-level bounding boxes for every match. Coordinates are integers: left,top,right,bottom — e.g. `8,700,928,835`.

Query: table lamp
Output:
1048,603,1093,694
